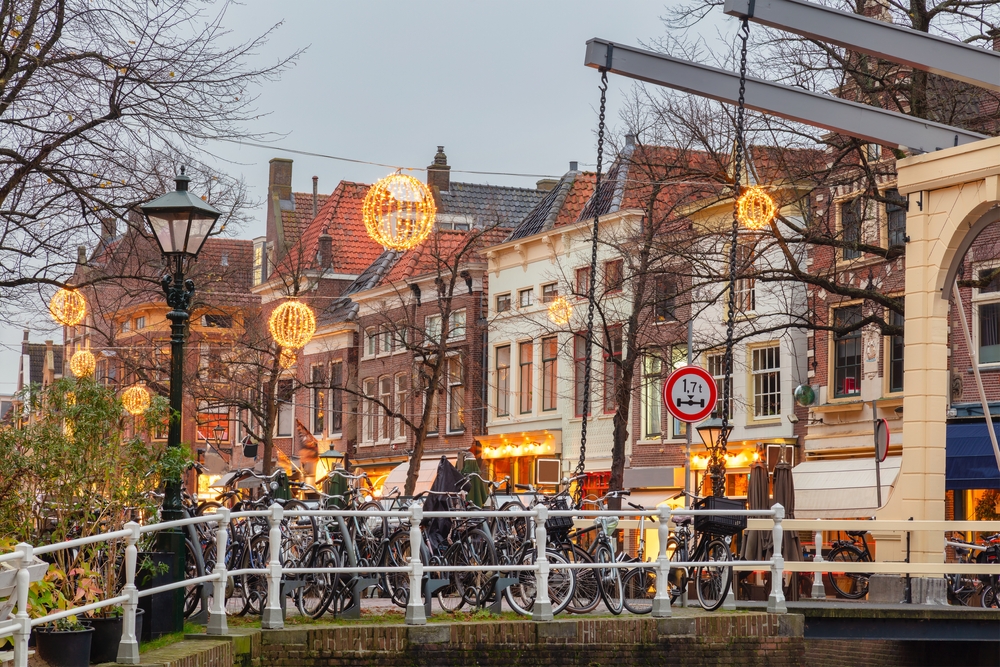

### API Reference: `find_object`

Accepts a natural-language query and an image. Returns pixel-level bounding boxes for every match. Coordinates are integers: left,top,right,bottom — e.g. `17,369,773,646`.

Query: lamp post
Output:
697,415,733,497
141,167,221,632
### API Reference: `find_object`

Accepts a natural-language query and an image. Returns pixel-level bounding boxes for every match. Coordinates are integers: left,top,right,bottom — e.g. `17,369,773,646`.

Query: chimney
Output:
317,231,333,269
569,161,579,172
268,158,293,201
625,133,636,147
100,217,116,242
536,179,559,192
44,340,54,385
312,176,319,218
77,246,87,265
427,146,451,192
990,28,1000,52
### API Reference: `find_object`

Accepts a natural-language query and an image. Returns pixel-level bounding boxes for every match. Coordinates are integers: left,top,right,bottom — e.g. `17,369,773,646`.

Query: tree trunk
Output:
260,347,282,475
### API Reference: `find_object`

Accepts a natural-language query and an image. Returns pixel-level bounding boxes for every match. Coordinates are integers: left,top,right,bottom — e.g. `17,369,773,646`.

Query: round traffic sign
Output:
875,418,890,462
663,365,718,423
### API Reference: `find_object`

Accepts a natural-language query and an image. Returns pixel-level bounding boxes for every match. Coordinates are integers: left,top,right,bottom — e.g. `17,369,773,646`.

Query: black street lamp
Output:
697,415,733,497
141,167,221,632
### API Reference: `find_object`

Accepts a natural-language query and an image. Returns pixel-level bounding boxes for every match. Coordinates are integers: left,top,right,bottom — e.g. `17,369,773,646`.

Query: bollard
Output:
811,528,826,600
261,503,284,629
207,508,230,636
405,503,426,625
116,523,141,664
13,543,31,667
652,507,672,617
768,503,787,613
532,505,552,621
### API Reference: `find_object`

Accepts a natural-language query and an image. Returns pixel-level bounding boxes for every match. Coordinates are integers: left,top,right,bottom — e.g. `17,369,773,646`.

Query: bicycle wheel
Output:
459,528,497,608
356,501,386,563
565,545,600,614
195,501,222,516
622,566,656,614
503,548,575,616
981,585,999,609
827,545,869,599
594,543,624,615
384,530,415,608
282,499,318,548
183,538,204,618
296,544,338,619
242,534,271,616
695,538,732,612
666,537,687,604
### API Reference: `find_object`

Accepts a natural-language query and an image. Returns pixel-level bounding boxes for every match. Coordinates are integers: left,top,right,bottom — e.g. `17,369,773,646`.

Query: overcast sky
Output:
1,1,732,393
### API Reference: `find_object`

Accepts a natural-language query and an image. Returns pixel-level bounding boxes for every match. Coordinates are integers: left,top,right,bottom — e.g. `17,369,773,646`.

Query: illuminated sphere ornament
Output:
122,384,151,415
279,348,297,369
49,288,86,326
362,173,437,251
70,350,96,377
269,300,316,350
548,296,573,325
736,186,777,230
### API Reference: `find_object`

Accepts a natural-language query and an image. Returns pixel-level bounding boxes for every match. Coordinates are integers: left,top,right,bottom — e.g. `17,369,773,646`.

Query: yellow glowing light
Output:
362,173,437,251
752,451,761,462
279,348,297,369
548,296,573,325
121,384,151,415
49,288,86,326
268,300,316,350
736,186,776,230
70,349,96,377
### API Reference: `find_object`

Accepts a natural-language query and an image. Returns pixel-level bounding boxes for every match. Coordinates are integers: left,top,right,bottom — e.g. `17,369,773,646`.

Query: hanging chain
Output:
710,17,750,497
573,69,609,504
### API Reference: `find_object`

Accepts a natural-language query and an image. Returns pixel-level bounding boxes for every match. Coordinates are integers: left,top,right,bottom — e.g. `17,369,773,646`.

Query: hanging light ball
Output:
362,173,437,251
548,296,573,325
268,300,316,350
736,186,777,230
122,384,151,415
279,348,297,369
49,288,87,326
70,350,96,377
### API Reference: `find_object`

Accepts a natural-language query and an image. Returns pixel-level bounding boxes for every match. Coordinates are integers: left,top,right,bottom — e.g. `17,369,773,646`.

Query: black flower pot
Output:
35,626,94,667
88,608,144,664
137,551,175,642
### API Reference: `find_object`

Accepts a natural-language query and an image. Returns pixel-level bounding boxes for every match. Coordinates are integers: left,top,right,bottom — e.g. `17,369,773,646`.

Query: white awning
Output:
792,456,902,519
383,456,457,497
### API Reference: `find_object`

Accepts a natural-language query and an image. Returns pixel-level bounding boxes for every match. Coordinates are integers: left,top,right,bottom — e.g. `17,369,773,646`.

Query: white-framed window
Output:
425,314,442,344
706,351,732,420
133,316,146,331
973,264,1000,365
519,340,533,414
329,360,343,435
380,328,393,355
668,346,688,438
496,294,511,313
276,379,294,437
518,288,534,308
750,344,781,420
379,375,392,442
541,283,558,304
252,239,266,286
121,319,131,333
365,327,377,357
362,378,376,444
311,364,326,435
449,309,466,340
735,244,756,315
496,345,511,418
395,322,408,352
642,354,662,439
395,373,407,439
541,336,557,411
447,356,465,433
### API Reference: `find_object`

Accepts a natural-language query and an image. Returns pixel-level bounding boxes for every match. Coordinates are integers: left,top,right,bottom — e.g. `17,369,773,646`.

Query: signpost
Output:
664,365,718,424
874,415,890,507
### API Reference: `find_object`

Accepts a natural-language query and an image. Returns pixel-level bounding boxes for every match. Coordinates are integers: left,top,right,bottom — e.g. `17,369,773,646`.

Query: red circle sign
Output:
663,365,718,423
875,418,890,462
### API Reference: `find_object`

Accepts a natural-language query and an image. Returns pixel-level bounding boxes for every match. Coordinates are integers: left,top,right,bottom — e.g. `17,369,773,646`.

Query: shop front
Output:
946,421,1000,523
476,430,562,490
689,438,797,499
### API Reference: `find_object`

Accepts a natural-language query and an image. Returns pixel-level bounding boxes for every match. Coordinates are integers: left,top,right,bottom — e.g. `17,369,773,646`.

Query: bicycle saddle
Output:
671,515,693,526
846,530,868,537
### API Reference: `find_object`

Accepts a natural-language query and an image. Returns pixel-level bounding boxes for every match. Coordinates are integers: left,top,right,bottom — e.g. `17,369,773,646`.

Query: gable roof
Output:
278,192,330,252
438,182,546,225
317,249,402,326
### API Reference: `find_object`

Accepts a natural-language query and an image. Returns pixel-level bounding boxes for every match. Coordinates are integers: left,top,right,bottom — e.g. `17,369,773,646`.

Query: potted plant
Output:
21,568,92,667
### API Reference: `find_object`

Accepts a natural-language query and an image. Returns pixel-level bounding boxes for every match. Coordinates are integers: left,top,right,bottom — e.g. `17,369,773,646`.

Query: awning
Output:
383,456,457,496
947,422,1000,490
792,456,901,518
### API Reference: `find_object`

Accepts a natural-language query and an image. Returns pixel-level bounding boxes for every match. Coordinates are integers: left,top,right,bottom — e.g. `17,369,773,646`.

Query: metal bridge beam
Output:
583,38,986,154
724,0,1000,93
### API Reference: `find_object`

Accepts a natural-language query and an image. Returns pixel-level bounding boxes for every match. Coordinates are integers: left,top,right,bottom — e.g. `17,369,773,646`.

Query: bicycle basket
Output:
545,498,575,537
693,496,747,536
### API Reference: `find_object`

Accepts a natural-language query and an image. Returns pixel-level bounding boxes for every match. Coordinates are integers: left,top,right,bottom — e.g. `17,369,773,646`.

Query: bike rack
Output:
337,576,378,620
422,577,450,618
486,576,519,615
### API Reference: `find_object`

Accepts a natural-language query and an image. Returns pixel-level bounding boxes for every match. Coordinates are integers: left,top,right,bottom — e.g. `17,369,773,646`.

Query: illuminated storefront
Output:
477,430,562,489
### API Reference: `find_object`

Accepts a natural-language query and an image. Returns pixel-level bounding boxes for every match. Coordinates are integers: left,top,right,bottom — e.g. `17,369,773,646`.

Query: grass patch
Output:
139,622,204,653
225,607,531,628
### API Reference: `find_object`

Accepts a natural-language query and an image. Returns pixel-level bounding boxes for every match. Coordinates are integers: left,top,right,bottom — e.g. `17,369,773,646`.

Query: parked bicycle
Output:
827,530,873,599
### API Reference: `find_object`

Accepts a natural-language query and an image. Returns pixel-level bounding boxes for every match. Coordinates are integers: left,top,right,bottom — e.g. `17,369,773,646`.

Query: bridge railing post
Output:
811,527,826,600
768,503,787,614
116,522,141,664
261,504,284,629
207,508,230,636
532,505,552,622
405,503,426,625
12,543,32,667
652,507,672,617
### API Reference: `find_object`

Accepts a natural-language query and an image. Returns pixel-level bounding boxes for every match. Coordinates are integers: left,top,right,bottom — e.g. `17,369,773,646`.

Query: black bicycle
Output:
827,530,872,599
666,494,738,612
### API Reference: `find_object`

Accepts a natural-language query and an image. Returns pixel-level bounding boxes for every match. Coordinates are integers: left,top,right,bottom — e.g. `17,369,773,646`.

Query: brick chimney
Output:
268,158,293,202
317,231,333,269
427,146,451,192
100,217,116,243
990,28,1000,52
312,176,319,218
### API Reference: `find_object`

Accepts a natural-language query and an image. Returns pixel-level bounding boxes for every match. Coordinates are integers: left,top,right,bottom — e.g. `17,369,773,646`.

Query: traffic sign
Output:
663,365,718,423
875,418,889,462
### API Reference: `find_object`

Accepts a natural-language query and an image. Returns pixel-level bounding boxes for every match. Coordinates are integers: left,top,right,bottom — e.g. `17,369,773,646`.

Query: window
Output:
496,294,511,313
449,310,466,340
425,383,439,435
276,379,293,437
603,326,622,413
121,319,131,333
133,316,146,331
669,346,688,438
886,189,907,247
252,239,266,286
203,314,232,328
395,373,407,439
447,357,465,433
751,345,780,419
654,278,676,322
604,259,624,293
841,198,862,260
574,334,589,417
312,364,326,434
519,341,534,413
706,352,733,419
542,283,558,304
425,314,442,344
735,245,756,314
365,327,377,356
833,305,863,397
379,376,392,441
975,267,1000,365
395,322,408,350
496,345,511,417
518,288,534,308
362,378,376,443
542,336,558,411
380,328,393,355
643,355,662,438
575,267,591,298
888,310,904,393
330,360,343,434
196,412,230,444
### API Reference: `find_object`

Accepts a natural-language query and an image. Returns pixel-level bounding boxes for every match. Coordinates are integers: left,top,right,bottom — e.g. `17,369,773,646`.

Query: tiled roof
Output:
505,171,580,242
318,249,402,326
23,342,63,385
438,182,546,226
280,192,330,250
